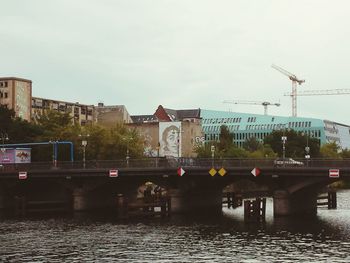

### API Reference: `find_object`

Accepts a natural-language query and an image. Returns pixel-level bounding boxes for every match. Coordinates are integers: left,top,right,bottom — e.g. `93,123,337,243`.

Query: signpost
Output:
251,167,261,177
18,171,27,180
177,167,185,177
109,169,118,177
329,169,340,178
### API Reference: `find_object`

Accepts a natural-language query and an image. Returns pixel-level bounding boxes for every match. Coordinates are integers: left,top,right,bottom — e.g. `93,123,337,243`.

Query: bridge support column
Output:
0,194,4,210
73,188,89,211
169,189,222,215
273,190,317,217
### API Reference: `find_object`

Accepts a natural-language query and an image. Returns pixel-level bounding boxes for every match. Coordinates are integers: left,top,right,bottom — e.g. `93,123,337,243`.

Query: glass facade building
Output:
201,109,350,149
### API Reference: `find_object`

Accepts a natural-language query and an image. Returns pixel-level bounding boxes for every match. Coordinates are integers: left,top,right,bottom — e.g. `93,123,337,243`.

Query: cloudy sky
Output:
1,0,350,123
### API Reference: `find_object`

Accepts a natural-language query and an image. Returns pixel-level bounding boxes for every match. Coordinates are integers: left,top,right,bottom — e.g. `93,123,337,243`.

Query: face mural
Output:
159,122,181,157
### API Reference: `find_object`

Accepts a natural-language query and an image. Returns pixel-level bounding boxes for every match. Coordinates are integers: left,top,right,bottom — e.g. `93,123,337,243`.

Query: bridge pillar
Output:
72,188,89,211
169,189,222,215
273,190,317,217
0,194,4,210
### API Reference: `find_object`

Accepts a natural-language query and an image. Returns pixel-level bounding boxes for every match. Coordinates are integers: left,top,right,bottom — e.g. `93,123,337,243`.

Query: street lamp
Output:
123,136,132,167
172,127,183,158
49,139,59,167
302,132,312,166
1,132,9,149
1,133,9,162
156,142,160,167
281,135,287,160
79,134,90,169
211,145,215,167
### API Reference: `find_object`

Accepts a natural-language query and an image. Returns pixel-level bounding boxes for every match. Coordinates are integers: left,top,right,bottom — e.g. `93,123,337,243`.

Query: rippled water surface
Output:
1,190,350,262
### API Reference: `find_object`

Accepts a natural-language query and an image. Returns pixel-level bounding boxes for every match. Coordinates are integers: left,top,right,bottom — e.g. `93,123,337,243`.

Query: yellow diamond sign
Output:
209,168,217,177
218,168,227,176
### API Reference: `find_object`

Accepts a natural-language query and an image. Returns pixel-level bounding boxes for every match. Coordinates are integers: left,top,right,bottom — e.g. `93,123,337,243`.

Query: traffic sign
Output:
218,168,227,176
109,169,118,177
251,167,261,177
18,171,27,180
329,169,340,178
177,167,185,176
209,168,217,177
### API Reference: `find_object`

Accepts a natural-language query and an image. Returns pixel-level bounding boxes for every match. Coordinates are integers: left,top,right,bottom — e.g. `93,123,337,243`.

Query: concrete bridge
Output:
0,158,349,217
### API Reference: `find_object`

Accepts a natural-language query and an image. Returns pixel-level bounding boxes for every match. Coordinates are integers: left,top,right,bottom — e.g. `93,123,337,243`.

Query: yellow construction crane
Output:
271,64,305,117
223,100,281,115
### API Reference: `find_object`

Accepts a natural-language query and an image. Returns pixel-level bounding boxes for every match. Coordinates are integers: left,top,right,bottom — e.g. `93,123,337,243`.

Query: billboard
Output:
0,148,15,164
15,148,31,163
0,148,31,164
159,122,181,157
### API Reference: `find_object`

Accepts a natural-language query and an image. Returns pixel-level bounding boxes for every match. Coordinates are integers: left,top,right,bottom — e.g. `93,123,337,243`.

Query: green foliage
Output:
243,137,263,152
247,144,277,158
0,108,145,162
195,142,213,158
0,105,15,132
320,142,341,158
195,125,250,158
264,129,320,158
340,148,350,158
35,110,72,137
218,125,234,151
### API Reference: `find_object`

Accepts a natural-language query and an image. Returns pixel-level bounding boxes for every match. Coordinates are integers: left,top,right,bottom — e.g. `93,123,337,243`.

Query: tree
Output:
218,125,234,152
35,110,72,138
0,105,15,133
264,129,320,158
320,142,341,158
243,137,263,152
340,148,350,158
247,144,277,158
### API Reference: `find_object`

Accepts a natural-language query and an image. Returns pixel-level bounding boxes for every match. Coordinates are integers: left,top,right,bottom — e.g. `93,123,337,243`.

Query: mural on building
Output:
15,81,31,121
159,122,181,157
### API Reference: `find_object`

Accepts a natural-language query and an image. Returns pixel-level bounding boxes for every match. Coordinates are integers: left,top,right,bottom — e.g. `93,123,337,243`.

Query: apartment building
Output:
0,77,32,122
31,97,95,126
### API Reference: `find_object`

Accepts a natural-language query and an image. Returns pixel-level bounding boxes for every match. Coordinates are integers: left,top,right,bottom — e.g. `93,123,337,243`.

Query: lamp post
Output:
49,139,59,167
1,133,9,162
281,135,287,160
79,134,90,169
172,127,183,158
303,132,311,166
123,136,132,167
211,145,215,167
156,142,160,167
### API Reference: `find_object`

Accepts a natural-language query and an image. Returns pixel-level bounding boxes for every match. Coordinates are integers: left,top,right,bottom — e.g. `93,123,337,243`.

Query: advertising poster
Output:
0,148,15,164
15,148,31,163
159,122,181,157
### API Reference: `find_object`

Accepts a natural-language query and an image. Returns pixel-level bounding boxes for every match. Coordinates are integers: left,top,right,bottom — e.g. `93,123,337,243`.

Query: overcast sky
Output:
1,0,350,124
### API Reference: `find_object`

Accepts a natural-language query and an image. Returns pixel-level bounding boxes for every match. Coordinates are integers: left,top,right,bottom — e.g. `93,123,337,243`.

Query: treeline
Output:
0,106,143,162
195,125,350,159
2,105,350,162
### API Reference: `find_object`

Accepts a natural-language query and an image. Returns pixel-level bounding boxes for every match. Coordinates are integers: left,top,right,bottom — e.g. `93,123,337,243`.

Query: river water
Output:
0,190,349,262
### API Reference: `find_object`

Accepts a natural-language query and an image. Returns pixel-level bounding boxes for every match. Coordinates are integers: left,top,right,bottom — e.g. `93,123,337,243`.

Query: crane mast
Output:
223,100,280,115
271,64,305,117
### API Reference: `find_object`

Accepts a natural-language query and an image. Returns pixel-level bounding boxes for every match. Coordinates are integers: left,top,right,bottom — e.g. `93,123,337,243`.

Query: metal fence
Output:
1,157,350,172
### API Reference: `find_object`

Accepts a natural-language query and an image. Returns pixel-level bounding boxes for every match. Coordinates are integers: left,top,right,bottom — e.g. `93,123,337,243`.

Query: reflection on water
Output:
0,191,349,262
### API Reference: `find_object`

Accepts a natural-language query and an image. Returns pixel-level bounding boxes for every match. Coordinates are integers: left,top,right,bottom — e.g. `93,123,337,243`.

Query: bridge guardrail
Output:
1,158,350,172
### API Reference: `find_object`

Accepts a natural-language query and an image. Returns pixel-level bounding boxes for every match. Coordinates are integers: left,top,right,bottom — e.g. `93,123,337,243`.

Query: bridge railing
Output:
1,158,350,172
